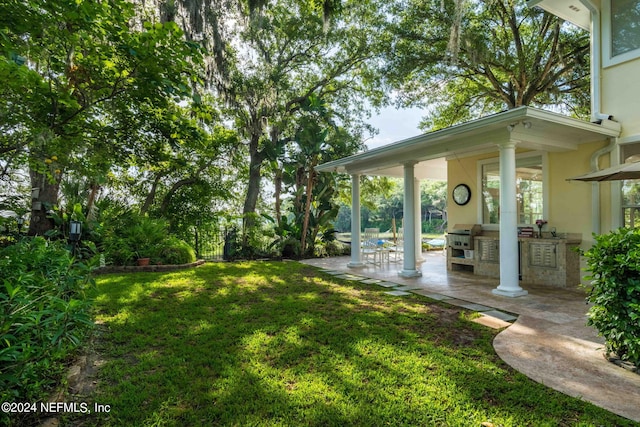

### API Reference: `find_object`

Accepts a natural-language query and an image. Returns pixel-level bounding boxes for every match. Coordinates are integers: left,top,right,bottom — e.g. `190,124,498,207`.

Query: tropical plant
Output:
583,227,640,366
0,237,94,421
99,208,183,265
275,97,363,257
126,217,168,261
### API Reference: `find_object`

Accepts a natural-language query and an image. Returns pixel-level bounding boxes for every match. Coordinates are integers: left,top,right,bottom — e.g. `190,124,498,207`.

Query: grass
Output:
71,261,636,426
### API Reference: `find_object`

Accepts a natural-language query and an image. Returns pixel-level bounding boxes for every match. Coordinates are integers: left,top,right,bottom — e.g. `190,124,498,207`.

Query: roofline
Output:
317,107,620,173
527,0,592,31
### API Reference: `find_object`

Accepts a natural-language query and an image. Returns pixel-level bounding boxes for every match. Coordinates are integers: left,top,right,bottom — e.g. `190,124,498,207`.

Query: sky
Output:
364,105,426,150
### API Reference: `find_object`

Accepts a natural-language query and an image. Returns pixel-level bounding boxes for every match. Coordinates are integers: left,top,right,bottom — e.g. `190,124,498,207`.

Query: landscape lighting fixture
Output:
69,220,82,242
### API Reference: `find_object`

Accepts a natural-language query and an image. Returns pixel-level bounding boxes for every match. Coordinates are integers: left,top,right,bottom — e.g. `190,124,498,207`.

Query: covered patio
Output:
317,106,621,296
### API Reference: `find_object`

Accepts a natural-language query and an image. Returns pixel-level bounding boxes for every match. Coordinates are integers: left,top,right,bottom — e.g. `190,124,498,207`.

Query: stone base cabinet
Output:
520,238,581,288
450,235,582,288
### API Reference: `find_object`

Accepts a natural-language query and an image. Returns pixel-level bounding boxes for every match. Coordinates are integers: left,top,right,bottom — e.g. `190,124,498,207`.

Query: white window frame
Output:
620,139,640,227
603,0,640,67
476,151,549,230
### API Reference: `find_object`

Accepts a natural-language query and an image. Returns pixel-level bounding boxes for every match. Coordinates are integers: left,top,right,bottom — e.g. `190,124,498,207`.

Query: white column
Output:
415,177,424,262
348,174,364,268
493,142,527,297
400,162,422,277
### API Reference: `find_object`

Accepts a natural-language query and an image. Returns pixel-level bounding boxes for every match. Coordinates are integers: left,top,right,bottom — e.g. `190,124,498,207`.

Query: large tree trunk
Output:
86,182,100,222
274,168,282,229
28,168,60,236
243,153,263,232
271,128,283,230
300,163,317,255
141,173,164,215
160,177,198,213
242,131,265,234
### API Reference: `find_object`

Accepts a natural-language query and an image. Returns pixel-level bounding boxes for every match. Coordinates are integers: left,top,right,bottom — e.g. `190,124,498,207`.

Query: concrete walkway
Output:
301,252,640,423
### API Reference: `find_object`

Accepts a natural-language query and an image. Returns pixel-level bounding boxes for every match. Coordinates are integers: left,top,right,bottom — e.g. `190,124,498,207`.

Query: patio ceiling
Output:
317,107,621,180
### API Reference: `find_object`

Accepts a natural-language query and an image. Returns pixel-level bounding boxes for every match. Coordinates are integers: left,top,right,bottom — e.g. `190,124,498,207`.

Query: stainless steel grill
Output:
447,224,481,250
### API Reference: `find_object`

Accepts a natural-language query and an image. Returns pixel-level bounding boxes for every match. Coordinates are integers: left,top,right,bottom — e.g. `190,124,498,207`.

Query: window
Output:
481,154,545,225
621,144,640,227
622,180,640,227
604,0,640,66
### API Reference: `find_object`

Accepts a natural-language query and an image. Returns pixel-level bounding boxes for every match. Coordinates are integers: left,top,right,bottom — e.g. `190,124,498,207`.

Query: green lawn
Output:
73,261,635,426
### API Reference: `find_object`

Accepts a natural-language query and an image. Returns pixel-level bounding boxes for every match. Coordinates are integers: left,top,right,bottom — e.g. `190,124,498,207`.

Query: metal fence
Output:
192,225,276,260
193,227,228,261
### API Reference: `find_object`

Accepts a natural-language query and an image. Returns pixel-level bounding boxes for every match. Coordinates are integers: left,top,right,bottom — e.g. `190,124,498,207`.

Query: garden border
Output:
93,259,206,275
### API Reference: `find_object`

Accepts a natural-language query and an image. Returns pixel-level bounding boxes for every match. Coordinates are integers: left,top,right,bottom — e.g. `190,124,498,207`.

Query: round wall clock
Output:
453,184,471,206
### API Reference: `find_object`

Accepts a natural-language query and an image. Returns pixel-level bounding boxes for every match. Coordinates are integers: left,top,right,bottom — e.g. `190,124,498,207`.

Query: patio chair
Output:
362,228,386,264
389,227,404,262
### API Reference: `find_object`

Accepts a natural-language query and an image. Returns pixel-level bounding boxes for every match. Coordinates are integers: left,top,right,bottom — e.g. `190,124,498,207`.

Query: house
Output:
316,0,640,297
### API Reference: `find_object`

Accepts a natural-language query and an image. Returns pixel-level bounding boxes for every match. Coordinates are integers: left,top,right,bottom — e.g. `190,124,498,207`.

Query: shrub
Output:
583,227,640,366
314,239,349,257
102,235,136,266
281,236,302,258
102,215,168,264
101,213,196,265
0,238,94,424
157,237,196,265
126,216,168,261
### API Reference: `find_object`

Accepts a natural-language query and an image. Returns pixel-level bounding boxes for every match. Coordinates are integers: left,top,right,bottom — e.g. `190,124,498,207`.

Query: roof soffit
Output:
527,0,592,31
344,128,510,174
317,107,621,176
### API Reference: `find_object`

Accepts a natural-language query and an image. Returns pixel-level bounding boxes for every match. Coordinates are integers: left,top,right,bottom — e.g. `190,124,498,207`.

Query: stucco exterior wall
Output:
446,140,612,247
548,140,613,247
446,153,493,228
602,60,640,139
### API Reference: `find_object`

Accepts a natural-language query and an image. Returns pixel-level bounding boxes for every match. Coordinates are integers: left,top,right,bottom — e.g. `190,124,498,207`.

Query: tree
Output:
273,95,364,255
384,0,591,130
421,180,447,232
1,0,203,235
140,0,384,236
225,0,383,236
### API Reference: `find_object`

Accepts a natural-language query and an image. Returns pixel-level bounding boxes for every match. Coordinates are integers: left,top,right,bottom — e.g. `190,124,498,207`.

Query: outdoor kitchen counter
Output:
469,235,582,288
